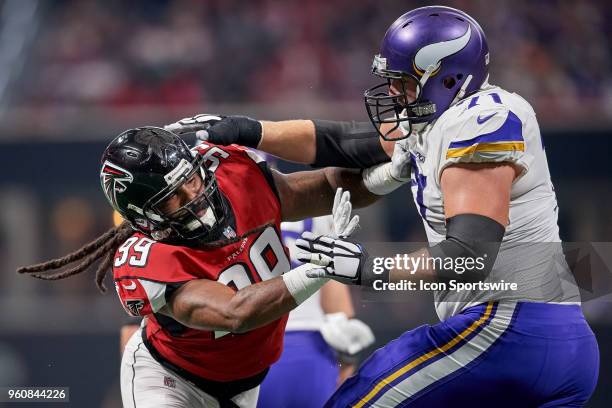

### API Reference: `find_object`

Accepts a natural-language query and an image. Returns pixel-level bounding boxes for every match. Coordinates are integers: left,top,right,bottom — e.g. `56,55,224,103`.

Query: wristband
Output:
282,264,329,305
362,162,405,195
232,116,263,148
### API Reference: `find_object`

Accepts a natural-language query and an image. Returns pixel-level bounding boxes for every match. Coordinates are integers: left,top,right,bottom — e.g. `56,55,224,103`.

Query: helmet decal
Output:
101,160,134,209
164,158,194,186
413,25,471,76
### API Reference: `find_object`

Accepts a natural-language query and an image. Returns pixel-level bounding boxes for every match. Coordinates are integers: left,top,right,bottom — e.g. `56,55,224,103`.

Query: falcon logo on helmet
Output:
101,161,133,209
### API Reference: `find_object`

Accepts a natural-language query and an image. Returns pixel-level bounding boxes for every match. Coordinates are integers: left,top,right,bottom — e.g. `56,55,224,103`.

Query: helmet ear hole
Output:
443,76,457,89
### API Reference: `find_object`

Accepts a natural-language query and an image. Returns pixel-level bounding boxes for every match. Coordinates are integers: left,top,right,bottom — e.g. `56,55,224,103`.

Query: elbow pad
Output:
312,120,389,168
428,214,505,282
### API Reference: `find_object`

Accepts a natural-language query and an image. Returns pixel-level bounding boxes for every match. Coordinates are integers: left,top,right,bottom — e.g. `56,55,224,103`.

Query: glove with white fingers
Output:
296,232,367,285
332,188,360,238
164,114,224,137
165,114,262,148
165,114,262,147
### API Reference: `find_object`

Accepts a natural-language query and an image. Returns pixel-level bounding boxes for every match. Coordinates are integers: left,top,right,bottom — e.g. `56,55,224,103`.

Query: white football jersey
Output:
405,83,580,320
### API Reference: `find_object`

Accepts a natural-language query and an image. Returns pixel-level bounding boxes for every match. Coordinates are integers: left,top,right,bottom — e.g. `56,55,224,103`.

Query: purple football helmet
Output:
365,6,489,140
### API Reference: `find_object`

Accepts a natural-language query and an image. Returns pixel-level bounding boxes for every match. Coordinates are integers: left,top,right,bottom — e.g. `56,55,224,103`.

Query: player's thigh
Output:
325,303,500,408
120,331,207,408
337,303,598,408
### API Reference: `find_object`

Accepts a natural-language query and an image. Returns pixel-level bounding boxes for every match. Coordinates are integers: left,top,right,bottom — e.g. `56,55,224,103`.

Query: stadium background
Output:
1,0,611,406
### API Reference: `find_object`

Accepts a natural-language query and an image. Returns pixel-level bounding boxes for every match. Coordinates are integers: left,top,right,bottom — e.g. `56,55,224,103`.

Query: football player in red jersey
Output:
18,126,404,408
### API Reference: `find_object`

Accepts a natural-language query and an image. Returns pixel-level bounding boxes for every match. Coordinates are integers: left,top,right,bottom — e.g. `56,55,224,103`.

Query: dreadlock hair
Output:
17,220,277,293
17,222,134,293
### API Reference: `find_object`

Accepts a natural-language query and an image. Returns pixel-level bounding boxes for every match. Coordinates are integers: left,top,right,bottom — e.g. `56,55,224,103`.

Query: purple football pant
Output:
326,302,599,408
258,331,339,408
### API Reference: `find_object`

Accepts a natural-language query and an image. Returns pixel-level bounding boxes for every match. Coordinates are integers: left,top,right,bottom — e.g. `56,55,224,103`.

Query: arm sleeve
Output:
428,214,505,282
312,120,390,168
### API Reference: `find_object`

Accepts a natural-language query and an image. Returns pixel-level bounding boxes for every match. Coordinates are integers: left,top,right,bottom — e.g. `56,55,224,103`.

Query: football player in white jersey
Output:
167,6,599,407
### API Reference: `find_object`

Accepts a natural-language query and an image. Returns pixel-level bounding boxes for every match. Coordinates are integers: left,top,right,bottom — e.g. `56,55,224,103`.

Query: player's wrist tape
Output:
228,115,263,148
362,162,406,195
282,263,329,305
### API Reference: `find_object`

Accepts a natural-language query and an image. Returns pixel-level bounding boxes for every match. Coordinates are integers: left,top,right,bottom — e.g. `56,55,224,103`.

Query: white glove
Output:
320,312,375,355
362,139,411,195
390,139,411,181
164,114,223,139
295,232,366,285
332,188,359,238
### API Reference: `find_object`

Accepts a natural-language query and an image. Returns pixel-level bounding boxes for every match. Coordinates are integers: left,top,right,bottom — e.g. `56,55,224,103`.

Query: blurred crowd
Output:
13,0,612,123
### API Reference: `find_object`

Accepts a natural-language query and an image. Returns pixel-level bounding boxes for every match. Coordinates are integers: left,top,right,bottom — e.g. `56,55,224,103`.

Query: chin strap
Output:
450,74,474,106
417,64,437,98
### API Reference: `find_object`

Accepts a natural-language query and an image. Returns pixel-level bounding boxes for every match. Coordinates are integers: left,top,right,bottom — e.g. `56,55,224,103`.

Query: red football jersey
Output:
113,143,291,381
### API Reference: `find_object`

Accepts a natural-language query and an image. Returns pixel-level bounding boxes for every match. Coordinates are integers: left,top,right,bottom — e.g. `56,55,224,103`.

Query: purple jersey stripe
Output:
448,111,523,149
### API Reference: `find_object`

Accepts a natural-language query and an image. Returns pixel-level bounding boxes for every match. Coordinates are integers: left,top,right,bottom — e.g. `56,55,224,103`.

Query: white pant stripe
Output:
371,302,517,408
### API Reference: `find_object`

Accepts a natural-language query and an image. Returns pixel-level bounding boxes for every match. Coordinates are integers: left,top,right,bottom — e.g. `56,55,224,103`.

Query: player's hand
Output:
164,114,224,137
197,115,263,148
362,139,411,195
295,232,366,285
320,312,375,355
332,188,359,238
390,139,411,182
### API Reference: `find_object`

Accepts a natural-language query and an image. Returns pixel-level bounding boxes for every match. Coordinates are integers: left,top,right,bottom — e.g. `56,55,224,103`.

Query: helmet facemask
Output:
364,55,437,141
141,154,227,244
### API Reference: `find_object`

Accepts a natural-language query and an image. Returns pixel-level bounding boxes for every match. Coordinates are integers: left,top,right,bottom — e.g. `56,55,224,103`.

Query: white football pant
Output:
120,329,260,408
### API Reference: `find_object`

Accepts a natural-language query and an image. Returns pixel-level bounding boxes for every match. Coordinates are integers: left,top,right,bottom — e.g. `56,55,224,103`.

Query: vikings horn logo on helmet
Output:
101,160,134,209
413,25,472,76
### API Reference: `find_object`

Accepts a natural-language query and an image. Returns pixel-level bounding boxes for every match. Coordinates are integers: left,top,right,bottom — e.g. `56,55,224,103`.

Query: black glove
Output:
165,114,262,148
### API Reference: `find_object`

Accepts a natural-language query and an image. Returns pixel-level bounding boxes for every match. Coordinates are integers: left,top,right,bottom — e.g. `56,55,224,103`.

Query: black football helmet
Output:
100,127,228,244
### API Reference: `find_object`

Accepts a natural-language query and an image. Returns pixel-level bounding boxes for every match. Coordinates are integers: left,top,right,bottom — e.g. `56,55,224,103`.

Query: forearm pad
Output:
312,120,389,168
428,214,505,282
